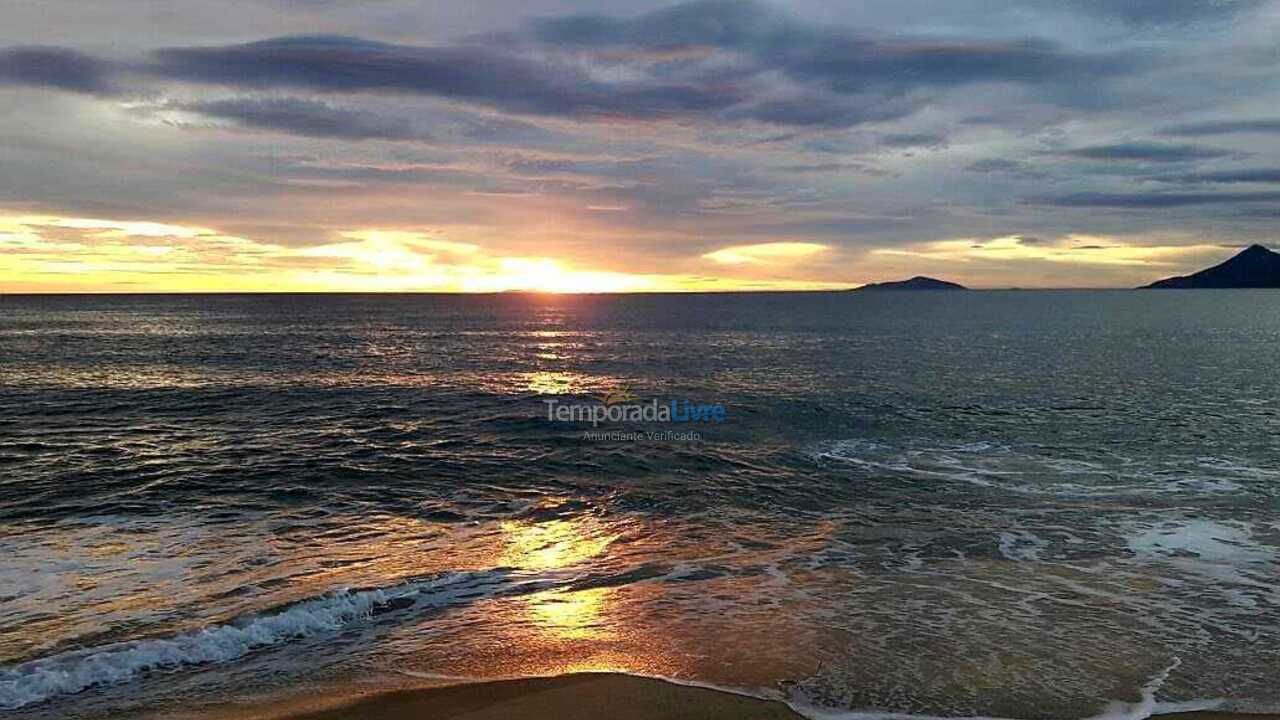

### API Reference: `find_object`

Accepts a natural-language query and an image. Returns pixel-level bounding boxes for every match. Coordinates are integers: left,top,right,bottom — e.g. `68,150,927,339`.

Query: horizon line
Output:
0,287,1213,296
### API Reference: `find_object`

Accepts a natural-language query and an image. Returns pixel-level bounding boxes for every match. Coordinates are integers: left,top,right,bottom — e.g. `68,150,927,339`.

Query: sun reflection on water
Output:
524,587,613,640
497,518,618,571
522,371,588,395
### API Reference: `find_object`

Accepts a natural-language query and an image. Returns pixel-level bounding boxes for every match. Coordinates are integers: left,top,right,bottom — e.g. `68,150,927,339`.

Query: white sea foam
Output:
810,438,1264,498
1091,658,1224,720
787,658,1224,720
997,529,1049,562
0,570,507,710
1126,518,1278,603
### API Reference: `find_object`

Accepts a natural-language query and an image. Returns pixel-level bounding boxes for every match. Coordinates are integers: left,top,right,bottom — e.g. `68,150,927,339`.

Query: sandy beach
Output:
265,674,803,720
194,673,1280,720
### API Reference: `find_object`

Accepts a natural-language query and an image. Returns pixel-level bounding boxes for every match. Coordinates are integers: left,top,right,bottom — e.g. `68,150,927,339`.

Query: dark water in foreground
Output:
1,291,1278,719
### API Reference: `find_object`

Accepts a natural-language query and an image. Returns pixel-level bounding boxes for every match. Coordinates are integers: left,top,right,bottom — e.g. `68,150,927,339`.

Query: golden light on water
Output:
490,516,631,660
522,371,590,395
524,587,613,640
498,518,619,571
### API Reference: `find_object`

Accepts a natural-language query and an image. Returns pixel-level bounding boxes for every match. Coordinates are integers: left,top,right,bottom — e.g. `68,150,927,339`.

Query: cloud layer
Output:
0,46,114,93
1,0,1279,290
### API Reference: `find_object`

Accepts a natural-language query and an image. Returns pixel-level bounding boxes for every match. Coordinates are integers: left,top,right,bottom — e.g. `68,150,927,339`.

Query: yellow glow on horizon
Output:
461,258,655,293
876,234,1225,268
702,241,829,265
3,213,853,293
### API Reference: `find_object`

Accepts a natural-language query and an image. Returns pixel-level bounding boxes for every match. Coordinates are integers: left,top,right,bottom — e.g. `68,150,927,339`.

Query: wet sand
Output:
239,673,1280,720
1160,714,1280,720
270,673,803,720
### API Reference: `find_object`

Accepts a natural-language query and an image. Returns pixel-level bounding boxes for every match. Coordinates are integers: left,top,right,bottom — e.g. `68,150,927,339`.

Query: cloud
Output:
533,0,1135,95
875,234,1227,273
879,132,947,148
175,97,427,141
0,46,115,94
147,95,575,148
1152,168,1280,184
530,0,795,49
774,162,877,174
149,35,743,120
1060,142,1233,162
964,158,1049,179
135,2,1137,130
966,158,1021,172
702,241,828,264
743,217,904,237
1035,191,1280,208
1044,0,1265,25
723,92,919,128
2,0,1278,292
1162,118,1280,136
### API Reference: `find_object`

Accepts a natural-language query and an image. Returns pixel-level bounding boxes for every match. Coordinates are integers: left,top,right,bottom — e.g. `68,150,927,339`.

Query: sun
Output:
473,258,652,294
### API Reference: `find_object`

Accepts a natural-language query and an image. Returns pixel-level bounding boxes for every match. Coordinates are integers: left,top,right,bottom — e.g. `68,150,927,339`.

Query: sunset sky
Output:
2,0,1279,292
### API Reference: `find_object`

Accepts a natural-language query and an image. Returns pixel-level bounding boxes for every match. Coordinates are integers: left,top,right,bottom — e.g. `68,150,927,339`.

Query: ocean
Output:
1,291,1278,719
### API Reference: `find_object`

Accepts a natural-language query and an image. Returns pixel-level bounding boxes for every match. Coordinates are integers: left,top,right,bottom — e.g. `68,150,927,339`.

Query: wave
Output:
0,569,517,710
807,438,1264,498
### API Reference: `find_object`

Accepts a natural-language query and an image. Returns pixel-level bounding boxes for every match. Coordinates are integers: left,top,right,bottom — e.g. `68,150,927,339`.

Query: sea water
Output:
1,291,1277,719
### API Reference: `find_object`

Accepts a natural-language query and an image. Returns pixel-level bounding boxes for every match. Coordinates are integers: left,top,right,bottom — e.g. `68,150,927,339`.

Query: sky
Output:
2,0,1279,292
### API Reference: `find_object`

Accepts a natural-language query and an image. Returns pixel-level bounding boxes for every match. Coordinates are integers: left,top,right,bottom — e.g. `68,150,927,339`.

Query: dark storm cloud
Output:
1060,142,1233,162
1163,119,1280,136
179,97,426,141
150,35,743,120
1036,191,1280,208
0,46,115,94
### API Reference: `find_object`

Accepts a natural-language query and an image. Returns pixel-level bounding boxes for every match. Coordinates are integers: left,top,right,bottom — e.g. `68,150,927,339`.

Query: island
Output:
1141,244,1280,289
853,276,968,291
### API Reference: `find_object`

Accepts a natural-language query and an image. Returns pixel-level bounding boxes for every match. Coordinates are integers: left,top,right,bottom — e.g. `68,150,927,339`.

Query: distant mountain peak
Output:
1141,244,1280,289
854,276,968,291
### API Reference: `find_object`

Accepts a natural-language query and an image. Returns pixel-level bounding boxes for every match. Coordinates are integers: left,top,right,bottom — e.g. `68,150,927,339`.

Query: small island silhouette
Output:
1141,244,1280,289
853,276,968,291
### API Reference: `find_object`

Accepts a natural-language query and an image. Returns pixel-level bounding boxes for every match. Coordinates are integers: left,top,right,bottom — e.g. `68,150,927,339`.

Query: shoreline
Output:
262,673,803,720
168,673,1280,720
